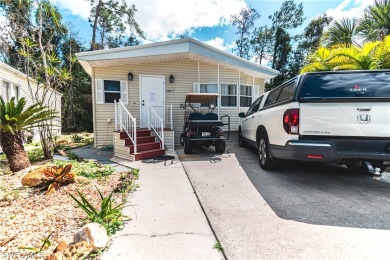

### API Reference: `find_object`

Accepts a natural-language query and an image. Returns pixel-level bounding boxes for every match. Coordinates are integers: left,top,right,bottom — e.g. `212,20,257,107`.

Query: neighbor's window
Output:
1,81,20,102
200,83,218,106
104,80,121,103
240,85,252,107
221,83,237,107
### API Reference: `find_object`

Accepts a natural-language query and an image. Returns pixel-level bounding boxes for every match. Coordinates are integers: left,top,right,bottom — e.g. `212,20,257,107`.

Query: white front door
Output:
140,75,165,128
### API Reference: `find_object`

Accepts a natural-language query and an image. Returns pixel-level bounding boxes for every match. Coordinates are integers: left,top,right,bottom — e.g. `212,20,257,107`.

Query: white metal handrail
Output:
147,104,173,130
147,104,165,149
115,100,137,153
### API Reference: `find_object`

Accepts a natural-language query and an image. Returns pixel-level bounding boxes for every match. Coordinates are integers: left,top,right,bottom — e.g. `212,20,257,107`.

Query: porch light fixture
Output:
169,74,174,83
128,72,134,81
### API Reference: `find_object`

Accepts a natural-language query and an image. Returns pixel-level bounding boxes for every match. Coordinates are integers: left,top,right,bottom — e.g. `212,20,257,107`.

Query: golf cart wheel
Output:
215,140,226,153
180,133,185,146
238,127,246,147
258,131,277,170
184,137,193,154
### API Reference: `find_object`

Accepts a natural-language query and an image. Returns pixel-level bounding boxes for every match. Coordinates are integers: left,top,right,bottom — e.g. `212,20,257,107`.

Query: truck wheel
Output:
184,137,193,154
215,140,226,153
258,132,277,170
238,128,246,147
180,133,185,146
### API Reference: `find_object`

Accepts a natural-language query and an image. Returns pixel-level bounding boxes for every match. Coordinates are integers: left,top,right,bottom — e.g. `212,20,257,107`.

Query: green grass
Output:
53,159,115,179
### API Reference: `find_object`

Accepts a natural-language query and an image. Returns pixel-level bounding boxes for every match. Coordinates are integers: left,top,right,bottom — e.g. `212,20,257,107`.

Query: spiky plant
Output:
0,97,57,172
42,164,75,194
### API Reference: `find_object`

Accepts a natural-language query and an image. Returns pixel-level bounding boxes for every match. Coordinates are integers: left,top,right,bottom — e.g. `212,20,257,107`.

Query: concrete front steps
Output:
113,129,165,161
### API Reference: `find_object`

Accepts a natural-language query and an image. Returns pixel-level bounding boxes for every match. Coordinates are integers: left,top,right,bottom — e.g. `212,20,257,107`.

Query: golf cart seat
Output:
188,112,218,121
187,112,223,127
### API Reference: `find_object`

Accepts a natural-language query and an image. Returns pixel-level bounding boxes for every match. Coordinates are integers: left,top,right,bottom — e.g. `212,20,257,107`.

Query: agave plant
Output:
42,164,75,194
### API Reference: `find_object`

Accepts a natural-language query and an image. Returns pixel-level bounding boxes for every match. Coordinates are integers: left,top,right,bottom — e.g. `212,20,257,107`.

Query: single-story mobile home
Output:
76,38,278,161
0,61,62,139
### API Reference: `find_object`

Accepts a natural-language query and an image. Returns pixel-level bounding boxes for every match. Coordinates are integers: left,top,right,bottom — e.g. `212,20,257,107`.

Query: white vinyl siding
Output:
93,59,267,147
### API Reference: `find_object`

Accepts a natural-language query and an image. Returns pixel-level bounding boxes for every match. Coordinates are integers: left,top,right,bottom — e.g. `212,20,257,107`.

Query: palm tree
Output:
301,35,390,73
332,41,382,70
325,18,358,47
300,46,345,72
357,0,390,41
0,97,57,172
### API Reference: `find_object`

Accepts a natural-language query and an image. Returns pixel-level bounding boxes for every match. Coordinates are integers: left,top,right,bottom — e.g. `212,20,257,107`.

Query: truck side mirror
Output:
238,112,246,118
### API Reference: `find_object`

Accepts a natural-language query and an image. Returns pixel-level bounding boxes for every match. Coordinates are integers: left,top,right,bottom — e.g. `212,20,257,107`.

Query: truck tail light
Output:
283,109,299,135
217,129,224,136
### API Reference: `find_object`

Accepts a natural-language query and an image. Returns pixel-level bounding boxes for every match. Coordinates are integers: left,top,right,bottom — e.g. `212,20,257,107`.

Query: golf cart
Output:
180,93,230,154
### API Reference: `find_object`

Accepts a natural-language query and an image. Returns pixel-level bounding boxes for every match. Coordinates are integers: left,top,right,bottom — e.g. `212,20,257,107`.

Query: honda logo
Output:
357,114,371,124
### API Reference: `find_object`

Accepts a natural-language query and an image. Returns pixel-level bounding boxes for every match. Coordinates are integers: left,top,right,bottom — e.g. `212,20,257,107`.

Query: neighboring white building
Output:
0,61,62,138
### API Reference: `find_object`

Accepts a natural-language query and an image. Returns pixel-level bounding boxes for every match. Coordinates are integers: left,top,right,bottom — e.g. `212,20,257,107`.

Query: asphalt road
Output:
181,133,390,230
226,138,390,230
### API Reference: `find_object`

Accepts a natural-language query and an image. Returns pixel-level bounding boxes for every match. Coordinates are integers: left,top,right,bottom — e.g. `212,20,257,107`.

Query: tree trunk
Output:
0,131,30,172
92,0,102,50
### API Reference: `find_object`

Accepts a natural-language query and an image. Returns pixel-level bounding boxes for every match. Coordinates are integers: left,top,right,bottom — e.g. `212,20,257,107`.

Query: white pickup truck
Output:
238,70,390,174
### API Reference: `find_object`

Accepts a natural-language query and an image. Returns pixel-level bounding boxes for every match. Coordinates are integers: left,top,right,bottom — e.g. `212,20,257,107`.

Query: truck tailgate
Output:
299,102,390,137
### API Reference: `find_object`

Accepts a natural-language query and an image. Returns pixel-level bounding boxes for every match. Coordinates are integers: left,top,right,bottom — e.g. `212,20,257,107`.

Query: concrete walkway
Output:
102,152,223,260
178,148,390,260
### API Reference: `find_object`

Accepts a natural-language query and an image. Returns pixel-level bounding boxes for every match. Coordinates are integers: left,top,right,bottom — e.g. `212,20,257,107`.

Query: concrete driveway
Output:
177,135,390,259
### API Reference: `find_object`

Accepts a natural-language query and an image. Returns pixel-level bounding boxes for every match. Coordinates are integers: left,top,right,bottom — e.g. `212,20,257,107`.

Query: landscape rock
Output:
47,241,92,260
21,166,49,187
53,240,68,253
73,223,109,250
56,139,69,145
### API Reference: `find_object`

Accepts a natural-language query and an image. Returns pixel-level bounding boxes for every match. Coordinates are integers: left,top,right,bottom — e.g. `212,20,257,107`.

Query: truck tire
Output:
258,131,277,170
215,140,226,153
238,128,246,147
184,137,193,154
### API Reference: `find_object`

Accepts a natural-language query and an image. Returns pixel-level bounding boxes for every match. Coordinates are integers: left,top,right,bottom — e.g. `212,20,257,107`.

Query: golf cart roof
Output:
185,93,219,103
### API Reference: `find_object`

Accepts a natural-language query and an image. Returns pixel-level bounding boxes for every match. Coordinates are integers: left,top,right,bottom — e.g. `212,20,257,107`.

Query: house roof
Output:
0,61,63,96
76,38,279,79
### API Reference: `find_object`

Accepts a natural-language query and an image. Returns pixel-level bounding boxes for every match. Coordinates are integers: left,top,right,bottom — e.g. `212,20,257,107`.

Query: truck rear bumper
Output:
270,138,390,163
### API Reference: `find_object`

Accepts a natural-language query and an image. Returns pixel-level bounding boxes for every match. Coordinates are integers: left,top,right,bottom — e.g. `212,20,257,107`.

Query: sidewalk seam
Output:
178,158,228,260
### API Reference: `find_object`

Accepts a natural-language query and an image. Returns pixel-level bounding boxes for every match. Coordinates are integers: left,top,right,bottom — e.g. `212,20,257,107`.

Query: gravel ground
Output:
0,162,125,259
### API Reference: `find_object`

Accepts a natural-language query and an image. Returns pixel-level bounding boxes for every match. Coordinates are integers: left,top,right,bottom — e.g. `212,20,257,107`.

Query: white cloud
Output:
324,0,375,21
53,0,247,42
132,0,247,41
52,0,90,19
203,37,227,51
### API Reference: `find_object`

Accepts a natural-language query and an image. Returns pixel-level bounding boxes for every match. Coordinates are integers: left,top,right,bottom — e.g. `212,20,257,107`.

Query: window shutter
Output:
253,85,259,102
95,79,104,104
193,82,200,93
120,80,128,104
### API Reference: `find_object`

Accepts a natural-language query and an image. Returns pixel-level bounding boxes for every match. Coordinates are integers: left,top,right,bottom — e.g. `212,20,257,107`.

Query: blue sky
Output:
50,0,374,53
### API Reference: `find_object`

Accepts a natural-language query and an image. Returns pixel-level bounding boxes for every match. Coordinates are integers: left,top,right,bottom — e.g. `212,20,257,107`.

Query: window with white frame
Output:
220,83,237,107
96,79,128,104
200,83,218,106
104,80,121,103
1,81,20,102
240,85,252,107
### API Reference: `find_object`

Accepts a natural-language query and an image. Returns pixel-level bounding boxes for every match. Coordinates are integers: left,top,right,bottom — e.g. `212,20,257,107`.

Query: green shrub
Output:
28,148,45,162
71,134,84,143
70,187,128,235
